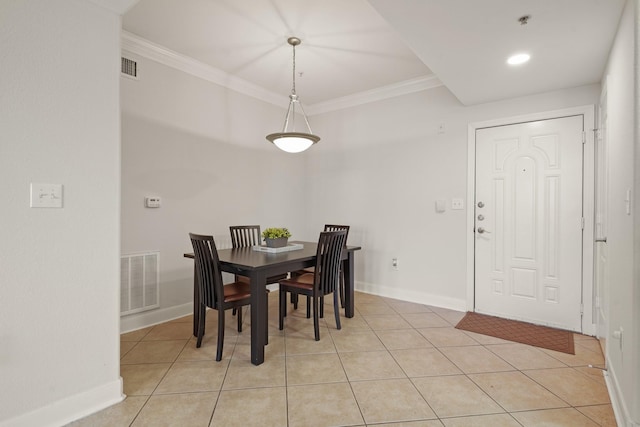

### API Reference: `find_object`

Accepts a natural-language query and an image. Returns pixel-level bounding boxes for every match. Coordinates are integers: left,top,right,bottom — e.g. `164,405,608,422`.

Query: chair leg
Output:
291,293,298,310
232,307,237,316
306,296,311,319
333,291,342,331
279,288,286,330
339,270,345,309
196,303,206,348
237,306,243,333
216,308,225,361
305,296,325,318
312,296,320,341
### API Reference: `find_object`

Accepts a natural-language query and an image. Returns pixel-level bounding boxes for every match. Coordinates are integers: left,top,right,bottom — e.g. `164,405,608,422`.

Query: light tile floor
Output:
68,292,616,426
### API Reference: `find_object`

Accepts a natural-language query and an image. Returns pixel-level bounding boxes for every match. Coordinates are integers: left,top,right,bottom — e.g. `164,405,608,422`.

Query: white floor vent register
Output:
121,252,159,316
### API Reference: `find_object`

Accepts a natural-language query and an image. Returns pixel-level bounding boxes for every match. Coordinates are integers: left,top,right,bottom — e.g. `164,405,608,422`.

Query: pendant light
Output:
266,37,320,153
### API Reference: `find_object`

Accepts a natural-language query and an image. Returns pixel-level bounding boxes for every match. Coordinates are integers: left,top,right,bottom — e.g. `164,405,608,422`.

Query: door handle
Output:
477,227,491,234
595,237,607,243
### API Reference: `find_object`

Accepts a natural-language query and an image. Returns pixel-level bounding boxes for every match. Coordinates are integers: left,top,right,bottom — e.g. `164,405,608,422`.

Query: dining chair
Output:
229,225,285,341
229,224,262,249
278,229,348,340
229,225,288,285
291,224,350,316
189,232,252,361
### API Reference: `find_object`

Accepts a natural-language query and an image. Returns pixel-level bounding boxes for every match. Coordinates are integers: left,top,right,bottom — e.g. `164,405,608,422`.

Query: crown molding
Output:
121,31,288,108
88,0,139,15
305,75,443,116
121,31,442,115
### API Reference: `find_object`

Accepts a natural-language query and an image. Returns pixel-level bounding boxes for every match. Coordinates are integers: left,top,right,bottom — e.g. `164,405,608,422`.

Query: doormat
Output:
455,312,575,355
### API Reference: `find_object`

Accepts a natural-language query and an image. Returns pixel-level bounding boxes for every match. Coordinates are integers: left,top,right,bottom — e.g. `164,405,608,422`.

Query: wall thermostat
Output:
145,197,161,208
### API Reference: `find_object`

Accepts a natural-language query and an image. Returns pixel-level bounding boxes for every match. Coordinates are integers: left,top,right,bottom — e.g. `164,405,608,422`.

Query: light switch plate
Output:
30,183,63,208
435,199,446,213
145,197,161,208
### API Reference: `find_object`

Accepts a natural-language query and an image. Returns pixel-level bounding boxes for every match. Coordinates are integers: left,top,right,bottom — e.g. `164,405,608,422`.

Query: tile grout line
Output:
112,293,614,427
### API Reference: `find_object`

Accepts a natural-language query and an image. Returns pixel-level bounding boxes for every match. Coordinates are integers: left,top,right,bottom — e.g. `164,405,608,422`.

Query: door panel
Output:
474,116,584,332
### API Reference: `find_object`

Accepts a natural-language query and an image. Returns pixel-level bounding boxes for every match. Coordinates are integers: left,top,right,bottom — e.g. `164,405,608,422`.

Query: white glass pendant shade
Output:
267,132,320,153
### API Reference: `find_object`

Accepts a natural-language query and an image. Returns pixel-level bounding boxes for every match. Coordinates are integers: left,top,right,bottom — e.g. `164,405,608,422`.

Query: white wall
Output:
306,84,600,309
120,54,308,331
120,48,600,315
600,0,640,424
0,0,123,426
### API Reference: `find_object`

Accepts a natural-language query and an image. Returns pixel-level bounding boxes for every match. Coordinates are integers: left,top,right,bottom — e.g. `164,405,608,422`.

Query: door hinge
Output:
580,303,584,315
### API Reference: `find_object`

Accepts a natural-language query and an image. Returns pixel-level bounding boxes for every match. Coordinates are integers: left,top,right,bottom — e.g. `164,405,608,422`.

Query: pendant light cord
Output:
291,42,296,96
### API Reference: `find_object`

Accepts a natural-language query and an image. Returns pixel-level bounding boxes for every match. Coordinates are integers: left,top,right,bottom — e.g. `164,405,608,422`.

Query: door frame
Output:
465,105,596,335
595,78,609,344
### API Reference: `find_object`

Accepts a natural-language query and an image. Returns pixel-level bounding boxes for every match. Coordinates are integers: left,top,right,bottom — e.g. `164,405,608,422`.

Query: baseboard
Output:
0,378,124,427
120,302,192,333
119,282,466,333
604,366,639,427
354,281,467,312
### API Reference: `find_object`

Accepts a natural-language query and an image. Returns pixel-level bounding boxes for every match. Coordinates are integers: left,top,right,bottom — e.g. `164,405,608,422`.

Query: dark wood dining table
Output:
184,241,361,365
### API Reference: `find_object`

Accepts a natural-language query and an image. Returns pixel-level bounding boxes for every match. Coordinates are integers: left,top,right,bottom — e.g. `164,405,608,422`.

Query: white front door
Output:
474,115,584,332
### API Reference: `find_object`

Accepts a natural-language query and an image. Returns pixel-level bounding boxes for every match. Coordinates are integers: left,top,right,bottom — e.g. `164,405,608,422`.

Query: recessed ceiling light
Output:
507,53,530,65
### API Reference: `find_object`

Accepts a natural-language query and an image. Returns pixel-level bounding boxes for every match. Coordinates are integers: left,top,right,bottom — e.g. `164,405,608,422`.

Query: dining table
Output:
184,240,361,365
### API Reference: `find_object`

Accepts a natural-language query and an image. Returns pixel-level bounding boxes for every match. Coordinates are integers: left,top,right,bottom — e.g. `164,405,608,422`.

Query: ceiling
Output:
123,0,625,109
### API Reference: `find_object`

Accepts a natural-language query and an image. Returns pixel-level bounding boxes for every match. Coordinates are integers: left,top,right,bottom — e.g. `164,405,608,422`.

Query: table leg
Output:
343,253,355,318
192,264,201,337
249,271,267,365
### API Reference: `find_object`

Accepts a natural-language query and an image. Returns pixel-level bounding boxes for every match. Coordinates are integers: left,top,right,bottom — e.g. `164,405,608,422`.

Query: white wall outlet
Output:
625,189,631,215
613,327,624,351
145,197,161,208
30,183,63,208
451,198,464,210
392,257,399,270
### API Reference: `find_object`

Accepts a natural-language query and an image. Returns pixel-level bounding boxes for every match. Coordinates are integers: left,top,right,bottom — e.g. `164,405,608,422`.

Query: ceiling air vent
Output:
121,56,138,79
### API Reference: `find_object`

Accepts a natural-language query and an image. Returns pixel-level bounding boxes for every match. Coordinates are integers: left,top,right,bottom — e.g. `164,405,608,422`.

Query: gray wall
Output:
120,55,309,330
0,0,122,425
120,46,600,317
307,85,599,308
599,0,639,423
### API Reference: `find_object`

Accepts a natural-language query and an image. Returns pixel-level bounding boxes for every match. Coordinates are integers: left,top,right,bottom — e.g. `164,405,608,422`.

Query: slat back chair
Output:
228,226,282,338
229,225,262,248
292,224,350,314
323,224,350,309
229,224,288,284
190,233,251,361
229,225,261,286
278,230,348,341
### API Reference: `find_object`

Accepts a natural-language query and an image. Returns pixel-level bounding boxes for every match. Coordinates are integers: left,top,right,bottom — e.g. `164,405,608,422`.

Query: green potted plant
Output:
262,227,292,248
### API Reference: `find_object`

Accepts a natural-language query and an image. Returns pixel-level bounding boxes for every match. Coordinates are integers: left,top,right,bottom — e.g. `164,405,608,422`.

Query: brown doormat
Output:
455,312,575,355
